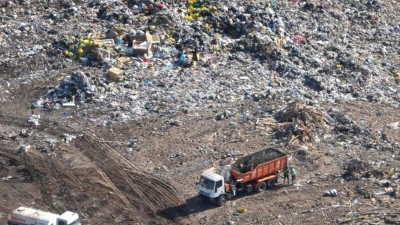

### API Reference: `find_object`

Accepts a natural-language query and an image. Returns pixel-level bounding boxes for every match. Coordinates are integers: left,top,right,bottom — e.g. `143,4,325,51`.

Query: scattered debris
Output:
28,115,40,126
323,189,340,197
20,129,32,138
237,208,247,214
387,122,399,130
63,134,77,143
18,145,31,154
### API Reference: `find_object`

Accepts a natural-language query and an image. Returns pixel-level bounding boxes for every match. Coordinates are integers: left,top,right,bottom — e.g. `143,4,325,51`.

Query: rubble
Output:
45,71,96,105
28,115,40,126
63,134,76,143
343,159,372,180
323,189,340,197
273,102,328,144
20,129,32,138
18,144,31,154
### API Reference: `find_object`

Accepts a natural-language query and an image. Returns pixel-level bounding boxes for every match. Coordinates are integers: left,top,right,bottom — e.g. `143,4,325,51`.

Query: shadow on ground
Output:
157,183,291,222
157,195,218,221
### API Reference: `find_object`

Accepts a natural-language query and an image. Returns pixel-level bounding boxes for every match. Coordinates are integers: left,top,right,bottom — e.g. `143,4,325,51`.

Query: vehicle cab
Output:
57,211,81,225
198,170,225,202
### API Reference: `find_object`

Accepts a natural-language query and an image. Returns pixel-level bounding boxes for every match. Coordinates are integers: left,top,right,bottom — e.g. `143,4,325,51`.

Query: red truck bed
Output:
231,148,287,184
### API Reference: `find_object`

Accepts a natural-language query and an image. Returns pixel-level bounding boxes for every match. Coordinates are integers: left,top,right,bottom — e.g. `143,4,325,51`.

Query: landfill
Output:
0,0,400,224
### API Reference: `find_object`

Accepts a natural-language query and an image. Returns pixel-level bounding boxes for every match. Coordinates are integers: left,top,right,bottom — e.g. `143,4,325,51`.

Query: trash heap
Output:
273,102,328,144
342,159,373,180
342,158,400,197
32,71,97,109
0,0,398,126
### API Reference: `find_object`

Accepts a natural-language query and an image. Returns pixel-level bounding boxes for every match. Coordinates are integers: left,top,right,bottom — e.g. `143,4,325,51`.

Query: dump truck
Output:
198,147,288,206
8,206,81,225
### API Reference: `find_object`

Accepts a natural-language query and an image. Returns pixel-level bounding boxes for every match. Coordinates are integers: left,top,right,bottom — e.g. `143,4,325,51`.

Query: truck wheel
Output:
256,182,267,192
217,195,227,206
268,179,276,188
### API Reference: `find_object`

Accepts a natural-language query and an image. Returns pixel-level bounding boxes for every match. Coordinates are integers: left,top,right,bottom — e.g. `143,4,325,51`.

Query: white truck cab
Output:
198,169,227,205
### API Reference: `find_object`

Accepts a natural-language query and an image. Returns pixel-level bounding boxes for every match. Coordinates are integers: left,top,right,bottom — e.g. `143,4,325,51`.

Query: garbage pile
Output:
342,159,373,180
273,102,328,144
0,0,398,127
44,71,96,107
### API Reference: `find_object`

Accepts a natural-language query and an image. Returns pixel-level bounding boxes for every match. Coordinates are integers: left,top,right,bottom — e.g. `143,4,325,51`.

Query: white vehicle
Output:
8,206,81,225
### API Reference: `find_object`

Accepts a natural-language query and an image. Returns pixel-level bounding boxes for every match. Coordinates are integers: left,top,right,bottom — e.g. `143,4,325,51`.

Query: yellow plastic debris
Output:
168,36,175,42
184,15,193,21
237,208,247,213
358,215,370,220
187,0,196,5
278,38,285,46
194,52,200,61
77,48,84,57
201,6,209,11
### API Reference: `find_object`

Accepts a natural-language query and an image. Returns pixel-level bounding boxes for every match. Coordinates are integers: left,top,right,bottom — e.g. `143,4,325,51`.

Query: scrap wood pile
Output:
259,102,329,144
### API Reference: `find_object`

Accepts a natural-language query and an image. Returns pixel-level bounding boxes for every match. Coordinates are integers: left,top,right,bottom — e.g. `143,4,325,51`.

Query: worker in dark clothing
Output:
290,167,297,185
283,167,289,184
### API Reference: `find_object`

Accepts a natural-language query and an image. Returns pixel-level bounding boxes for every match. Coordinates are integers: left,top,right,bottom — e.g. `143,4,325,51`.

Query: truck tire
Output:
217,195,227,206
267,178,277,188
256,182,267,192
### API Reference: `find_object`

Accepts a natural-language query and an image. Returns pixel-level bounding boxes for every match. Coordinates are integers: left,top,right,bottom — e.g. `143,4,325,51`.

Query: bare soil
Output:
1,99,399,224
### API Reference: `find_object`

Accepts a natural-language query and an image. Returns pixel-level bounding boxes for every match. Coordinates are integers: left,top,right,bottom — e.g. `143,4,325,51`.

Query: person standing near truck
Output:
290,166,297,185
283,167,289,184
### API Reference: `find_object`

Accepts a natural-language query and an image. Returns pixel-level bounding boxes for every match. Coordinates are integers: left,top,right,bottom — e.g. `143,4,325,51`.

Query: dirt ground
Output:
1,92,399,224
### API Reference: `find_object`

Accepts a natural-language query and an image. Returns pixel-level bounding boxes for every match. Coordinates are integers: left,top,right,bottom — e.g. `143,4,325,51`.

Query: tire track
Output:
75,133,181,213
234,185,347,225
0,113,181,223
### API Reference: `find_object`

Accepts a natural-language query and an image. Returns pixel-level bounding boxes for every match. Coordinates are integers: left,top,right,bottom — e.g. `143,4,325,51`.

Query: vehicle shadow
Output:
157,195,218,221
157,183,291,221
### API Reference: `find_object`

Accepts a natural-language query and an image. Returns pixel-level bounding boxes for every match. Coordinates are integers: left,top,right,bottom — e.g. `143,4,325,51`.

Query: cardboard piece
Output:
117,57,133,63
132,31,162,56
108,67,124,81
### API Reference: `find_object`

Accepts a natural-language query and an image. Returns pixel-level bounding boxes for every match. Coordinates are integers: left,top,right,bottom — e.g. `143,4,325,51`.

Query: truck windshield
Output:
69,219,81,225
58,219,80,225
199,176,215,190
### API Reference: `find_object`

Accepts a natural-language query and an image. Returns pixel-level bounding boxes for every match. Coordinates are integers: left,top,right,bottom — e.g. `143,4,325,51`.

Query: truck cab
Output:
198,171,227,206
57,211,81,225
